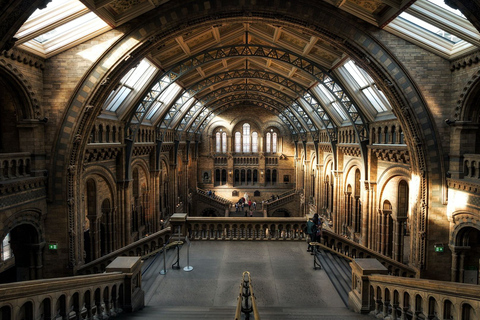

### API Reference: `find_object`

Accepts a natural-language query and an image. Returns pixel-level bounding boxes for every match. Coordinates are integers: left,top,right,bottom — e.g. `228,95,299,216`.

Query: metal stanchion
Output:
172,242,181,269
183,235,193,272
159,243,167,275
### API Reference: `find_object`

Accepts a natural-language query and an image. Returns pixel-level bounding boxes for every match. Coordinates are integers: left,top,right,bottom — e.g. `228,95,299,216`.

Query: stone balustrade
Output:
349,258,480,319
77,227,171,275
186,217,307,241
0,257,144,320
463,153,480,180
322,230,417,277
0,152,31,181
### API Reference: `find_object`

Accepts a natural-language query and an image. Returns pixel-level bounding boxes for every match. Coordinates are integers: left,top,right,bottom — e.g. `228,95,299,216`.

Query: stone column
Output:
451,249,458,282
459,251,466,283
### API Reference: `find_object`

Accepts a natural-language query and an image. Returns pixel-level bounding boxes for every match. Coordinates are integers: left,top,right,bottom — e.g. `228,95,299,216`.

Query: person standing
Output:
306,218,316,252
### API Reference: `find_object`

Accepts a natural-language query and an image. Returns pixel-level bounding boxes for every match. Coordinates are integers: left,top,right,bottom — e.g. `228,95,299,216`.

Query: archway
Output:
452,225,480,284
3,224,42,282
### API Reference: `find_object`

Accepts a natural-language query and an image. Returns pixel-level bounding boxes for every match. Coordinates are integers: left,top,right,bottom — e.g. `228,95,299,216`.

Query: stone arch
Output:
46,0,438,268
456,69,480,121
0,59,42,120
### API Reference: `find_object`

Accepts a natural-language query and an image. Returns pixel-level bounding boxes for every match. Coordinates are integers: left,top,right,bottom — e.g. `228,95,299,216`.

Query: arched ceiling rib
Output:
126,43,370,143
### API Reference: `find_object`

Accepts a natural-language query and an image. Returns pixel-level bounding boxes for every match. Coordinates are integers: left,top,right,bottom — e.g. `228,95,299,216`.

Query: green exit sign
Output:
434,244,444,253
48,243,58,250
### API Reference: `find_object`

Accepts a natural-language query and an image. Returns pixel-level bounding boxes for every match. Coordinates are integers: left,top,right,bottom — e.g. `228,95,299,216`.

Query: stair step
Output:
117,306,369,320
317,250,352,306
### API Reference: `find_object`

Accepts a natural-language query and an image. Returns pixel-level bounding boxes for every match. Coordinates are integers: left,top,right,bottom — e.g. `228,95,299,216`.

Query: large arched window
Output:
1,234,11,261
222,132,227,153
235,132,241,152
252,132,258,153
216,132,221,153
272,132,277,153
266,132,271,152
265,129,277,153
243,123,250,152
215,130,227,153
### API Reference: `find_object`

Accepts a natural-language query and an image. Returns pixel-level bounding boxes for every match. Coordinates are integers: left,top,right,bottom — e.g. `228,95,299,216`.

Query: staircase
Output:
117,241,370,320
316,249,352,306
116,306,367,319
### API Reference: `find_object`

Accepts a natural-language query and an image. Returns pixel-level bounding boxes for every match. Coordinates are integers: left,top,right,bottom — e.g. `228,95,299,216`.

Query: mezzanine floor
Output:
120,241,372,319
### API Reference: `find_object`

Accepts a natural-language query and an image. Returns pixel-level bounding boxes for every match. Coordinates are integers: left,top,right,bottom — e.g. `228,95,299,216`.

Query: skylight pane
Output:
124,60,154,87
344,61,369,87
317,84,336,102
34,12,100,43
332,102,348,120
399,12,462,43
146,101,163,119
105,87,132,112
427,0,466,18
158,84,182,106
362,87,388,112
28,0,74,20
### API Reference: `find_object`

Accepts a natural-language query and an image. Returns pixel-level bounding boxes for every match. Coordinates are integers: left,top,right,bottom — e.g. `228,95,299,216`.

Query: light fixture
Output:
260,170,264,176
229,170,232,175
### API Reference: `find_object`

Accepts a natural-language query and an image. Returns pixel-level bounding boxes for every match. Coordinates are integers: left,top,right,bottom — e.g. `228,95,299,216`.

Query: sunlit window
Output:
1,234,11,261
252,132,258,153
216,132,221,153
103,59,157,114
343,60,391,113
398,12,461,43
266,132,271,152
265,129,277,153
222,132,227,153
15,0,111,57
235,132,241,153
145,80,182,120
427,0,465,18
272,132,277,153
315,84,348,121
243,124,251,153
215,130,227,153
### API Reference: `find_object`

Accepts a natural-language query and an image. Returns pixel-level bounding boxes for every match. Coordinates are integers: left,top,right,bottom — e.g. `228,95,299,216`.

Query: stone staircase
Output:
117,306,367,319
119,241,369,320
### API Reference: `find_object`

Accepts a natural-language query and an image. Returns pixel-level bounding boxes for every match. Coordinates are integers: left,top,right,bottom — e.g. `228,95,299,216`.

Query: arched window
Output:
222,132,227,153
243,123,250,152
235,132,241,152
265,129,278,153
266,132,271,152
1,234,11,261
272,132,277,153
252,132,258,153
216,132,221,153
398,180,409,217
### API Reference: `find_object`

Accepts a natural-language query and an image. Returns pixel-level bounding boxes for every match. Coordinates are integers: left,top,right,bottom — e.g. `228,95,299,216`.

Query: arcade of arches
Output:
0,0,480,290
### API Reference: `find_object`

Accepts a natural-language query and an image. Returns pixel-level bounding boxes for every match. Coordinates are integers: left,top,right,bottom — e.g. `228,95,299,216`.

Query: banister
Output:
77,227,171,274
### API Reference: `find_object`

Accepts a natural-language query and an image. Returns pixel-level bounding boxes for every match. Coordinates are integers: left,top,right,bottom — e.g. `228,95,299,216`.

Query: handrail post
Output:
105,257,144,312
348,259,388,314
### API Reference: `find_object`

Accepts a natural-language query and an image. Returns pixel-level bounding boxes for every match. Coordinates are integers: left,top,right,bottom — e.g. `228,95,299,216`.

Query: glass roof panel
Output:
398,12,462,43
362,87,388,113
427,0,466,18
33,12,105,43
28,0,73,20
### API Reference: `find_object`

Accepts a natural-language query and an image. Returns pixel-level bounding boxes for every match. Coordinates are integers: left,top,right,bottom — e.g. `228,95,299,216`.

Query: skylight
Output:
145,82,183,120
427,0,465,18
398,12,461,43
339,61,391,115
14,0,111,58
103,59,157,113
385,0,480,59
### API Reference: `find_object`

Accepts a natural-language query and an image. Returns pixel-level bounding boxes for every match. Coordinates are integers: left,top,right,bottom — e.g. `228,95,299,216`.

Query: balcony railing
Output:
0,257,144,320
186,217,307,241
0,152,31,181
350,259,480,318
77,227,171,275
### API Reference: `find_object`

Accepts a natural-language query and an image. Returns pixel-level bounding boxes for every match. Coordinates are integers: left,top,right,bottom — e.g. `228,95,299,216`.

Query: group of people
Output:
306,213,323,254
235,197,256,217
206,190,216,197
